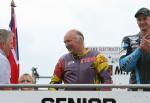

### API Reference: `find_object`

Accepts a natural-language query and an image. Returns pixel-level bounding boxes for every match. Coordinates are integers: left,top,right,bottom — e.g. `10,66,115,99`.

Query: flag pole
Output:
11,0,16,7
9,0,20,84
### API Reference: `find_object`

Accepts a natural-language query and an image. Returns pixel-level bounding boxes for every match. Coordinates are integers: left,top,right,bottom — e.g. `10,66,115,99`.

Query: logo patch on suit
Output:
67,61,75,66
80,57,96,63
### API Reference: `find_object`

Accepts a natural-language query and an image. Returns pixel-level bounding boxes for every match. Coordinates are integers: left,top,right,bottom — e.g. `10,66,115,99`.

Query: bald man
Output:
50,29,112,90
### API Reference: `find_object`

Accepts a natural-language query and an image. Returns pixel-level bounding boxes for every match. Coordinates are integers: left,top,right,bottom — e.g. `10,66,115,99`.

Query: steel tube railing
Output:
0,84,150,89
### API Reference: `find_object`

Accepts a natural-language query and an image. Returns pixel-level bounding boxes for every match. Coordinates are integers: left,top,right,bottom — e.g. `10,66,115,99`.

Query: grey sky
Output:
0,0,150,84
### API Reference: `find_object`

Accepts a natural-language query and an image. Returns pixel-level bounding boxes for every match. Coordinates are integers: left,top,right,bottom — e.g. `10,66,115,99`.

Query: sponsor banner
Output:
0,91,149,103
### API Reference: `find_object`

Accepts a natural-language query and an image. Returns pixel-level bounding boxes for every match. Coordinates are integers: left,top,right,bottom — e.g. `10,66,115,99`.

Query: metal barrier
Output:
0,84,150,89
1,84,150,103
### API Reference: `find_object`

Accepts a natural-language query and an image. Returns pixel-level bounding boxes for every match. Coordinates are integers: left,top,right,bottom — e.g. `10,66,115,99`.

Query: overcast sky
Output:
0,0,150,84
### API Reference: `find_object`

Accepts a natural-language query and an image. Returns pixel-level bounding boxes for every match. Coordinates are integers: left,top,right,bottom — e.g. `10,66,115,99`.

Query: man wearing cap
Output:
119,7,150,91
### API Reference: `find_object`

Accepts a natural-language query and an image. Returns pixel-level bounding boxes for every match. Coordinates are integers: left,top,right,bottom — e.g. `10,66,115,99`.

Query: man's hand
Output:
140,34,150,54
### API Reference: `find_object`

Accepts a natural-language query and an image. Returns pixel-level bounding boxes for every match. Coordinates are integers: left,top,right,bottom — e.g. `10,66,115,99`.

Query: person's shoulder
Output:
89,50,107,59
122,35,133,40
89,49,99,55
0,53,7,61
123,33,139,39
0,53,10,68
59,53,70,60
122,33,139,42
89,49,99,53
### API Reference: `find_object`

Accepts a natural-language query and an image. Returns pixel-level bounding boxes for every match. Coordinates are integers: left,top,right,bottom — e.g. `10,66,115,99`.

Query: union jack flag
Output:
7,0,19,84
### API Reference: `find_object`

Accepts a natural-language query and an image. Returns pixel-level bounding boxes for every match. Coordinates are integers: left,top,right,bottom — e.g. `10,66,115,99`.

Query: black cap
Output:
135,8,150,18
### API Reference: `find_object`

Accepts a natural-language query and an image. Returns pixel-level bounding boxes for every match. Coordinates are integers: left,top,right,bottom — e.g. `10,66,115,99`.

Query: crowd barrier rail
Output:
0,84,150,88
0,84,150,103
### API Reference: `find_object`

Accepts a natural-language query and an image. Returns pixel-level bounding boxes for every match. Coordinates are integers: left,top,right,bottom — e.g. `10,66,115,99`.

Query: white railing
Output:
1,84,150,103
0,84,150,89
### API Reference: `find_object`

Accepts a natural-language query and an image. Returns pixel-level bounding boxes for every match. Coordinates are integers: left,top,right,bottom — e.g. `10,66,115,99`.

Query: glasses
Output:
20,80,32,83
